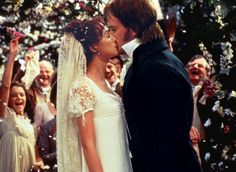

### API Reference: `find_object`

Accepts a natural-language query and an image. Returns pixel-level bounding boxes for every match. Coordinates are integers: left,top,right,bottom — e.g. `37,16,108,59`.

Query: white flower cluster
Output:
199,42,216,74
214,5,225,28
220,42,234,75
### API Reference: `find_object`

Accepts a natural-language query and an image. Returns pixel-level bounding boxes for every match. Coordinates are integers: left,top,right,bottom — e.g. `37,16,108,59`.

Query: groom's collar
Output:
122,38,142,60
133,38,169,65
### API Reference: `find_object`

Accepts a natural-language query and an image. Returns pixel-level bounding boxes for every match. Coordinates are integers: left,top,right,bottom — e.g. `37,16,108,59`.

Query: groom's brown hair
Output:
104,0,164,43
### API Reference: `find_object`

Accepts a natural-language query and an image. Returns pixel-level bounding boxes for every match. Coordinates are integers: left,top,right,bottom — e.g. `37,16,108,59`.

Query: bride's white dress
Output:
57,77,132,172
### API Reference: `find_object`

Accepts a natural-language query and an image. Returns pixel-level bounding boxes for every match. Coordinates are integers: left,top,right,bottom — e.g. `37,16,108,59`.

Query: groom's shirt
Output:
120,38,141,81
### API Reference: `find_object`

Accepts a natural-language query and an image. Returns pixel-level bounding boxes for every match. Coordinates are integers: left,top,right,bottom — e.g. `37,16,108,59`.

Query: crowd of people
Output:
0,0,234,172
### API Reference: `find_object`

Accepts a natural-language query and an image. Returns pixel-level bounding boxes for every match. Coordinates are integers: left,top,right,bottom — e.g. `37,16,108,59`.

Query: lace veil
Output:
57,33,86,172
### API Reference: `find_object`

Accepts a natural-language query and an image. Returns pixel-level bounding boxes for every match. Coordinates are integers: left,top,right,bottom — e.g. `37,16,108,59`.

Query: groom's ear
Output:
130,28,137,37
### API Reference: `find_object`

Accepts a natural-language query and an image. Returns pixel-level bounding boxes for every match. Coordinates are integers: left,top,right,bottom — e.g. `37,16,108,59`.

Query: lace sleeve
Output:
67,78,95,119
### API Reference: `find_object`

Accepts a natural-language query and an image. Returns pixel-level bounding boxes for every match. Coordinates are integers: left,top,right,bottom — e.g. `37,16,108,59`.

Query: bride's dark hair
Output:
64,16,105,63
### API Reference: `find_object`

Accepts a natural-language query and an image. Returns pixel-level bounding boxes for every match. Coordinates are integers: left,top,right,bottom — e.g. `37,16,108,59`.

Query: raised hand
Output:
9,37,19,58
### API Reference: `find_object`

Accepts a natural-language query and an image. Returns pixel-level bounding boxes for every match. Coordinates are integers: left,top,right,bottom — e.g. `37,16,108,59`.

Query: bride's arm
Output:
0,38,19,117
77,111,103,172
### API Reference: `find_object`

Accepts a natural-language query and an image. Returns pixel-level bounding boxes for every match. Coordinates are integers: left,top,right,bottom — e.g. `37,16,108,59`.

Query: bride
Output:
57,16,133,172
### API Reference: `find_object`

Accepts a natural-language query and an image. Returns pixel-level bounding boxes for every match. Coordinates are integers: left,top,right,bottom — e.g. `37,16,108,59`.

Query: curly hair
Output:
64,16,105,63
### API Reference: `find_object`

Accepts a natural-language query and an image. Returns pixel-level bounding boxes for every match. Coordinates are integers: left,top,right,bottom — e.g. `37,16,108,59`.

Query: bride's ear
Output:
89,44,98,53
89,44,101,55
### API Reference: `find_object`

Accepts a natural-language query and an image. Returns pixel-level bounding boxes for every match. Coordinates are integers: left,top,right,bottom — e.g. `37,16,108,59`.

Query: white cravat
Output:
120,39,142,81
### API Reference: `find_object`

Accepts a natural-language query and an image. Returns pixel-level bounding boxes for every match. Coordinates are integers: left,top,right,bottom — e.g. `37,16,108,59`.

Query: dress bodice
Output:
0,108,35,144
86,78,124,118
57,76,132,172
0,108,36,172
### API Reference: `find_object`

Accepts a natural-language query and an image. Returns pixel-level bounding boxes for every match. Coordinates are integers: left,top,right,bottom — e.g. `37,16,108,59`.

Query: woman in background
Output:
37,72,57,172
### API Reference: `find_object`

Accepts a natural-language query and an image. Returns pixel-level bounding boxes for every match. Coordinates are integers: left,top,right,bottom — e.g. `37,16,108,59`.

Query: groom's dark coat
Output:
123,38,201,172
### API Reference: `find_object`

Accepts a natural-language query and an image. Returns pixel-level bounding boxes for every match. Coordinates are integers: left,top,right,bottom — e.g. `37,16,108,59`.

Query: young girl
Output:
0,38,43,172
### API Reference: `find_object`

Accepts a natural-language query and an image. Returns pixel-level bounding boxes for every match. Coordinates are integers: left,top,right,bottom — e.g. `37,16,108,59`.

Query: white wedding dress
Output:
57,76,132,172
0,108,35,172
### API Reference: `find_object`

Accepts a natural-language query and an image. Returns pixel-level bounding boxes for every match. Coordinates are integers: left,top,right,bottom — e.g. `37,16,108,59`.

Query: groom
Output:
104,0,202,172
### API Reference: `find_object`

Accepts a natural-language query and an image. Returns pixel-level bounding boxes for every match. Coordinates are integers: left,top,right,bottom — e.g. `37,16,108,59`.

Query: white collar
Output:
122,38,142,59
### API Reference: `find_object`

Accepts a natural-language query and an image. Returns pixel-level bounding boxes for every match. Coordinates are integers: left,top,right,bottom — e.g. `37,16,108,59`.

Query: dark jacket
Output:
123,38,201,172
37,117,57,172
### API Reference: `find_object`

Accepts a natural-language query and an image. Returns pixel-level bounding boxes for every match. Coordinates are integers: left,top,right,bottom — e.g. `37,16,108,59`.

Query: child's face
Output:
9,86,26,115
